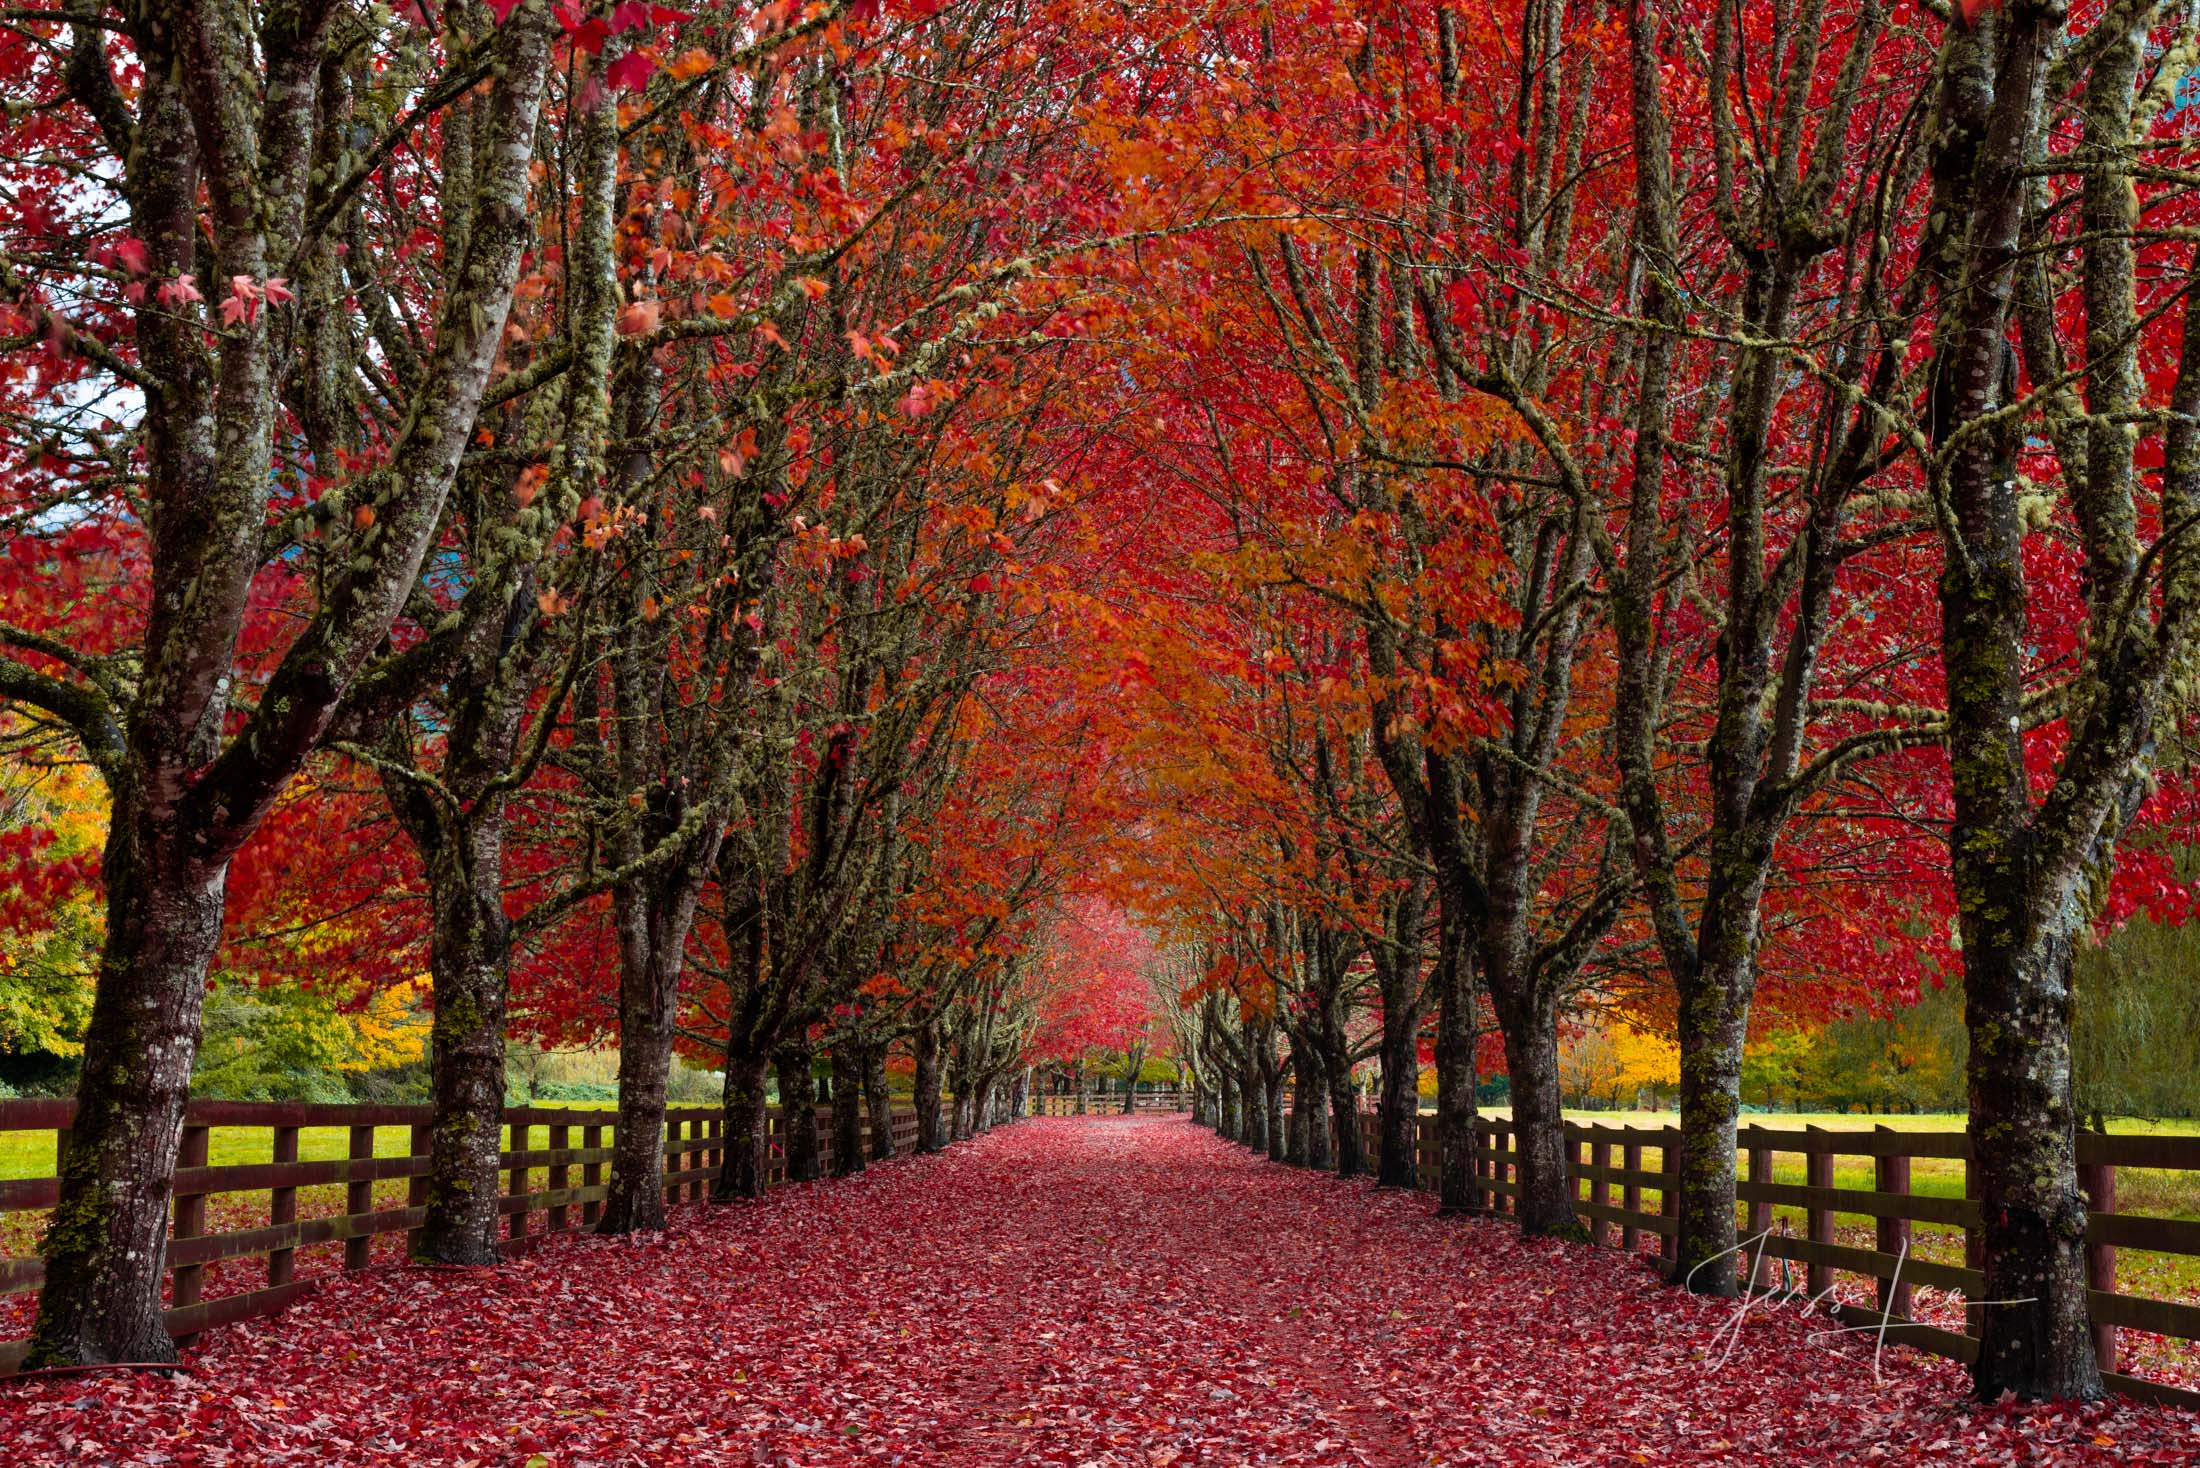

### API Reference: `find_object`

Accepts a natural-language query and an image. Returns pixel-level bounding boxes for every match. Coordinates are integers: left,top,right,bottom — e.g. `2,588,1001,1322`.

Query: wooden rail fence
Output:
1292,1109,2200,1408
1032,1089,1193,1116
0,1097,921,1374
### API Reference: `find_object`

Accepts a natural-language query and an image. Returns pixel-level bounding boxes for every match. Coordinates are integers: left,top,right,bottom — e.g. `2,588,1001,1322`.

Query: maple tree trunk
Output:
1284,1094,1308,1166
913,1024,945,1153
414,842,512,1264
1964,931,2098,1400
374,646,530,1266
864,1046,896,1161
1263,1070,1286,1163
1923,0,2106,1399
776,1039,821,1183
830,1048,865,1177
1497,994,1581,1238
1936,285,2102,1398
715,1046,772,1200
26,818,225,1366
20,6,557,1367
1072,1054,1087,1115
1326,1054,1361,1178
600,935,688,1234
1238,1054,1266,1152
1375,1000,1420,1189
1284,1040,1314,1166
1010,1068,1030,1120
1432,948,1478,1215
1670,945,1752,1293
1297,1050,1331,1171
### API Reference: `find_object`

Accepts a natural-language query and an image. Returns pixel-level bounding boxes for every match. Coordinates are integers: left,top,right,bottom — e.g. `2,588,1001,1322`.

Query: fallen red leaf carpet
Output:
3,1117,2195,1465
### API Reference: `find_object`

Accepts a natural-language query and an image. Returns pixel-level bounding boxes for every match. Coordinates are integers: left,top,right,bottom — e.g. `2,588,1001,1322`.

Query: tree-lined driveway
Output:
1,1118,2191,1465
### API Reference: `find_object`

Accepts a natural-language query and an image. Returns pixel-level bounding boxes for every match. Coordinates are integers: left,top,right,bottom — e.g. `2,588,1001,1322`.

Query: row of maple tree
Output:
0,0,1179,1373
0,0,2195,1413
1027,0,2200,1410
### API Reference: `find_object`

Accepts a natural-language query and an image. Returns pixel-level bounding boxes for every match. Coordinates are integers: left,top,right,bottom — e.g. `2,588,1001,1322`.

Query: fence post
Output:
269,1124,299,1287
508,1119,530,1244
1875,1125,1912,1320
406,1122,430,1258
345,1124,375,1270
1964,1142,1984,1343
582,1123,605,1227
2081,1155,2117,1375
664,1116,685,1206
1747,1143,1774,1293
1805,1126,1834,1298
548,1122,571,1233
1622,1138,1643,1253
172,1123,210,1345
1589,1136,1613,1247
1658,1127,1679,1272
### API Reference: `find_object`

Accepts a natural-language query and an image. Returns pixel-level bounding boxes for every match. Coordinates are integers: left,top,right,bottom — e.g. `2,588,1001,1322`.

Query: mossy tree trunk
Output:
1496,988,1582,1238
20,3,557,1367
1262,1066,1286,1163
830,1045,865,1176
1237,1045,1267,1152
913,1022,945,1153
1324,1047,1360,1178
776,1038,821,1182
1283,1035,1316,1167
715,1045,773,1200
29,816,227,1363
1598,0,1874,1296
1918,0,2160,1401
1372,921,1423,1189
1668,935,1759,1290
1432,928,1479,1214
413,833,514,1263
863,1044,896,1160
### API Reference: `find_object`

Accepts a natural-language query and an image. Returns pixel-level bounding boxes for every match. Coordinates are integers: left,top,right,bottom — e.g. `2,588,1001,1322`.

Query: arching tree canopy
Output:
4,0,2200,1409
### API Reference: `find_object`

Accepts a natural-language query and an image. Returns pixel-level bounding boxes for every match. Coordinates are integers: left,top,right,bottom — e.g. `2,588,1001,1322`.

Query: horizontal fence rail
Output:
0,1097,921,1374
1031,1089,1194,1117
1298,1109,2200,1410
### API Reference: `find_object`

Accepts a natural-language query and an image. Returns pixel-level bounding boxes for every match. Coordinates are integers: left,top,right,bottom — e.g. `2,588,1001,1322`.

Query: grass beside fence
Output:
1472,1111,2200,1299
0,1104,626,1182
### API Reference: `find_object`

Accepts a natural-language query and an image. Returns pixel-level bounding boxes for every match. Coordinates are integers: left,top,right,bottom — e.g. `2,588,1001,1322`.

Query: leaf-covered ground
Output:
2,1117,2195,1465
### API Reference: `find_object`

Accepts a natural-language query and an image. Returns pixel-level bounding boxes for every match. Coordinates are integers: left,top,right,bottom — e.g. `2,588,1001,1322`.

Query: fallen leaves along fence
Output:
1317,1110,2200,1409
0,1096,919,1373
